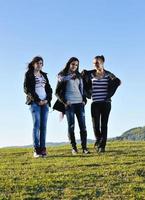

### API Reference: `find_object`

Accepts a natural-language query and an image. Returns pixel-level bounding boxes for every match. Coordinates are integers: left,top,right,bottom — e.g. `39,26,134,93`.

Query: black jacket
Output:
81,69,121,101
24,70,52,106
53,73,87,114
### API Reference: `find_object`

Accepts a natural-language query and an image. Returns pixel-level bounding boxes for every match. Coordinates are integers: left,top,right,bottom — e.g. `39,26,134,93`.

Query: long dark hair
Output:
58,57,80,77
27,56,44,72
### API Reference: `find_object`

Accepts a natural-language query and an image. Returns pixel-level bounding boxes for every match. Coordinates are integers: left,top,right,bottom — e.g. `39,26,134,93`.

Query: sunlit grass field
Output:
0,141,145,200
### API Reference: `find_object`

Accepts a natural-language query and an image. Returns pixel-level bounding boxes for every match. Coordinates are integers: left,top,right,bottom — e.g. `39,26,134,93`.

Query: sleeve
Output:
106,71,121,99
45,77,53,107
23,73,41,103
55,80,67,105
81,70,92,99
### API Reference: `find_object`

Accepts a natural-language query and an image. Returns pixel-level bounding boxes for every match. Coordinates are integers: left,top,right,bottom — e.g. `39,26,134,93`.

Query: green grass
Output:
0,141,145,200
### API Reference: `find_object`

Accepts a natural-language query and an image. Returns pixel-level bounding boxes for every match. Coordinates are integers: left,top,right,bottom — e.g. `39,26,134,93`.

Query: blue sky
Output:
0,0,145,147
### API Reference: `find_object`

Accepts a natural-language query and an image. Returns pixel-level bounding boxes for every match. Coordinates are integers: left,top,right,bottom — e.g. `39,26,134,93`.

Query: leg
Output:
30,103,41,150
65,105,76,149
75,103,87,150
100,102,111,148
91,102,101,147
40,104,49,149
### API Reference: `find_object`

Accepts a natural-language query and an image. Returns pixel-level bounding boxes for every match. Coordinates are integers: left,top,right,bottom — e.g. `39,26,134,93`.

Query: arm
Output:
106,70,121,84
55,79,67,105
79,78,87,104
81,70,93,99
45,78,53,107
24,73,41,103
106,71,121,99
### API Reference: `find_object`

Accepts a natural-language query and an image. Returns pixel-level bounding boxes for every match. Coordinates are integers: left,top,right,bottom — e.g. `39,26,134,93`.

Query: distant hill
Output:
41,139,95,147
4,139,95,148
112,126,145,141
3,127,145,149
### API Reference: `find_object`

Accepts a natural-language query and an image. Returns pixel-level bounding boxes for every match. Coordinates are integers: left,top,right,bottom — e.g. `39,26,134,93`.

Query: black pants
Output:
91,101,111,148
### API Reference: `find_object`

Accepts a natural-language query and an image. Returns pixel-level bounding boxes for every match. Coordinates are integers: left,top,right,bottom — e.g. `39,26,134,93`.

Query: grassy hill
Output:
0,141,145,199
113,126,145,141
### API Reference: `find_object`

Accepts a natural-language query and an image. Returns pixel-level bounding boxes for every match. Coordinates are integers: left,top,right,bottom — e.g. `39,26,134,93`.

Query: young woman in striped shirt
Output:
82,55,121,153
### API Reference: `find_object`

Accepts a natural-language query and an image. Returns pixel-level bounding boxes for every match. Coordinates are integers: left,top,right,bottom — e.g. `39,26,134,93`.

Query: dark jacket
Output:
53,73,87,114
24,70,52,106
81,69,121,101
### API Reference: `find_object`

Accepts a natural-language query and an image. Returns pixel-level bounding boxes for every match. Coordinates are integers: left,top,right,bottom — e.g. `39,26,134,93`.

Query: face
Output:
93,58,104,71
69,61,79,72
33,60,43,71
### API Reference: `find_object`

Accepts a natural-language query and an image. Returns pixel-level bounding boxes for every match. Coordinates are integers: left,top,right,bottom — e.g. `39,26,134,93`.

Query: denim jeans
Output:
91,101,111,148
30,102,49,148
65,103,87,149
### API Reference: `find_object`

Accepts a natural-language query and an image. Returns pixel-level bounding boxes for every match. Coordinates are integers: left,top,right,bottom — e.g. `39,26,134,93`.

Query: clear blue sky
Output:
0,0,145,147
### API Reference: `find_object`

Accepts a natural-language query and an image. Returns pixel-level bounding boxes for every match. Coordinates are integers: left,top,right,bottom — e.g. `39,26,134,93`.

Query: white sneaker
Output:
33,152,41,158
72,149,78,155
82,149,90,154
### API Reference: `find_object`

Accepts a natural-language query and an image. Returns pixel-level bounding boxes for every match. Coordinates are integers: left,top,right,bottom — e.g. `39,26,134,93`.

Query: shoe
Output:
98,147,105,153
33,152,41,158
72,148,78,155
94,144,99,152
82,149,90,154
33,147,41,158
41,147,47,157
94,141,100,150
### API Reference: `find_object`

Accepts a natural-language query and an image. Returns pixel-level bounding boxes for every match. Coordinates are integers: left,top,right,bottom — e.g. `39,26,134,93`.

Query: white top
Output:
35,75,47,100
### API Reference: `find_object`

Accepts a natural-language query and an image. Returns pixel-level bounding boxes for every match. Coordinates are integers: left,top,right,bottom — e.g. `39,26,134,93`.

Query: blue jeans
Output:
30,102,49,148
65,103,87,149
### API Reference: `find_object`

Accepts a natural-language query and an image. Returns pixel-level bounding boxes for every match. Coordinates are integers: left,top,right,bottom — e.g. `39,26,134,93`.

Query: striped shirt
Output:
92,73,109,102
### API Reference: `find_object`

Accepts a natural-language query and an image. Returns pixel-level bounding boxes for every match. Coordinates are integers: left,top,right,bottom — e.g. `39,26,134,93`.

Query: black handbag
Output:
53,99,65,114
